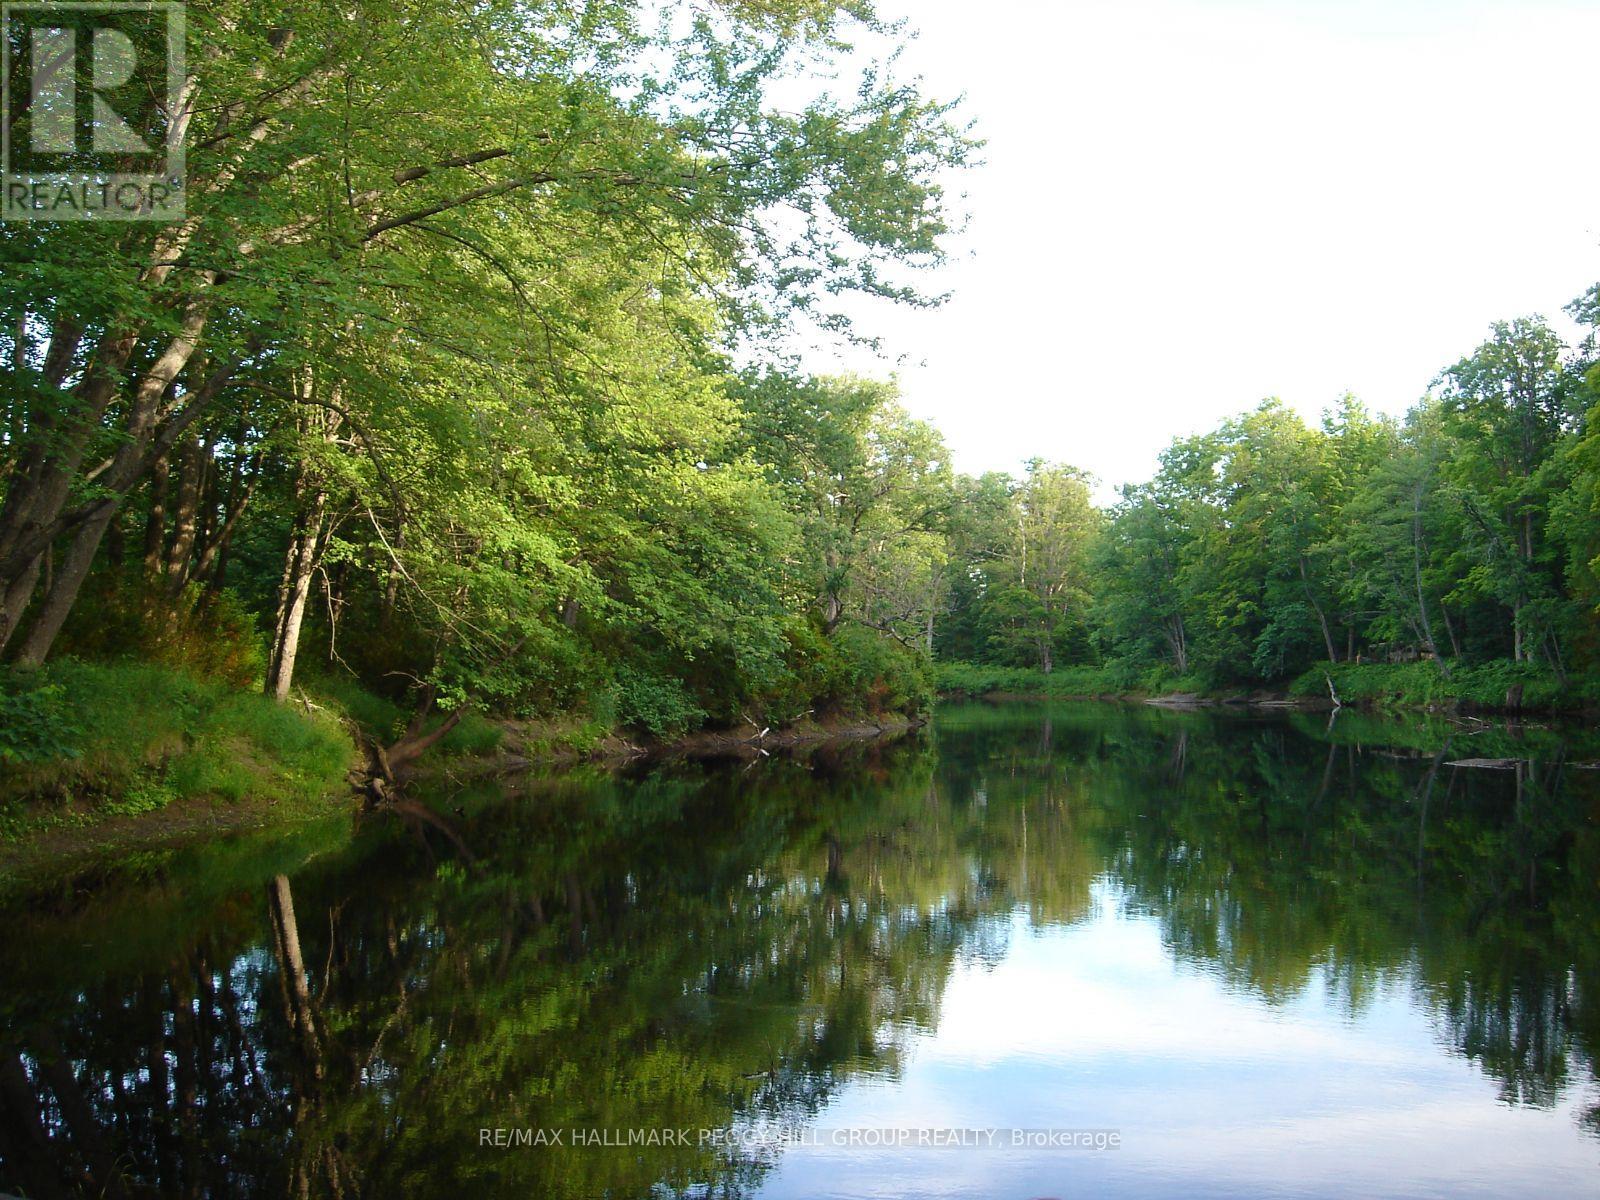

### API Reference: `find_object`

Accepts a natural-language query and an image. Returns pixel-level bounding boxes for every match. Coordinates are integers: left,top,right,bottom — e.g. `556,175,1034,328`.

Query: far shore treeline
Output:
3,2,1600,802
938,295,1600,711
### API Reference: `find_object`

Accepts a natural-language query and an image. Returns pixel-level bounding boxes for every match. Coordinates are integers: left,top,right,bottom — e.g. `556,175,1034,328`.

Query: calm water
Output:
3,702,1599,1198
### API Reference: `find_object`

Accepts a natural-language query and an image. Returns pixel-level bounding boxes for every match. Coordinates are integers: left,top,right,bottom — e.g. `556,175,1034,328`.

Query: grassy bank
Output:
937,658,1592,716
933,660,1196,700
0,661,361,845
1287,660,1595,714
0,648,925,867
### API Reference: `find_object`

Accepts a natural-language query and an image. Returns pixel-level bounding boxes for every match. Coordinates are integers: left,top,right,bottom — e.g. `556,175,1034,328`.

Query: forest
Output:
937,297,1600,709
3,0,1600,808
0,0,976,776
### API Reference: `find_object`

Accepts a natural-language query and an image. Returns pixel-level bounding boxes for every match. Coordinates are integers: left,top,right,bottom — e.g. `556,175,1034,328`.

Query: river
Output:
2,701,1597,1197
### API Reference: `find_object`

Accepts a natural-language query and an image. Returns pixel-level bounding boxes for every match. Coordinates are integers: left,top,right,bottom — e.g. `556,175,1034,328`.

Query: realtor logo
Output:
2,0,184,220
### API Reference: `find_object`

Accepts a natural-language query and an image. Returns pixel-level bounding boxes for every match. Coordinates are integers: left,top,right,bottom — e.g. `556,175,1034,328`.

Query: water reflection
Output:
1,702,1597,1198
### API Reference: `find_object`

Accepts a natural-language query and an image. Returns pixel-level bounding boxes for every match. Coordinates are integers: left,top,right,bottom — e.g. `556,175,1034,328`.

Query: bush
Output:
0,670,84,765
614,666,707,739
809,626,932,717
1287,659,1593,712
59,581,266,688
932,660,1139,699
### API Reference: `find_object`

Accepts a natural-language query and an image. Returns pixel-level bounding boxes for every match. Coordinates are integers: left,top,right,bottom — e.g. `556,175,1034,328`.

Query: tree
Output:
0,0,975,670
738,372,952,646
1437,317,1574,665
1097,482,1190,675
1005,461,1099,673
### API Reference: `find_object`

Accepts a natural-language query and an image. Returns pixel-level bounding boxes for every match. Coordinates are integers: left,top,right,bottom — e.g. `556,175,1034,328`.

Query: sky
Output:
806,0,1600,498
756,899,1599,1198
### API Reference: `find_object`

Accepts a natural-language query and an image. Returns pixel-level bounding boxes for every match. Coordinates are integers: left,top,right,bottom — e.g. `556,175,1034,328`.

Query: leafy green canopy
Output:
940,295,1600,694
1,0,975,728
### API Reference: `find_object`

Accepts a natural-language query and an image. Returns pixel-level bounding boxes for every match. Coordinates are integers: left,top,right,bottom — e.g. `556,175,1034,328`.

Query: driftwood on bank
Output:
350,688,467,803
353,703,929,804
354,639,529,800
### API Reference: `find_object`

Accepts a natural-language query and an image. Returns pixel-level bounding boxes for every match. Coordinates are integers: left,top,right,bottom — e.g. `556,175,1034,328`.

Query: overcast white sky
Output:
807,0,1600,496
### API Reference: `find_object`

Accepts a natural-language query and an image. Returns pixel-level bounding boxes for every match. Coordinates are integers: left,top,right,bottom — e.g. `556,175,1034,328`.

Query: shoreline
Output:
5,677,1588,893
0,712,928,892
488,713,927,771
950,688,1594,720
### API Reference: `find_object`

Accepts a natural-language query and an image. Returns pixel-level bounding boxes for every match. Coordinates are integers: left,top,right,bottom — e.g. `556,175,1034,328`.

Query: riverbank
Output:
458,712,926,775
0,660,928,888
0,661,362,886
0,661,360,843
12,650,1581,884
933,659,1597,717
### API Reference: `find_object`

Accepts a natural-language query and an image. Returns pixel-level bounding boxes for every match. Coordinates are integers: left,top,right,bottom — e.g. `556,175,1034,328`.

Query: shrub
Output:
811,626,932,717
59,580,266,688
1287,659,1592,712
932,660,1140,699
614,666,707,738
0,670,84,765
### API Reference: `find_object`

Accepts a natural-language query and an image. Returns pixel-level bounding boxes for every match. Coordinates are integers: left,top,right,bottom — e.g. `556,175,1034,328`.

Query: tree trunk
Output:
1544,630,1569,686
1410,484,1446,676
0,552,42,655
1441,603,1462,659
192,449,262,589
821,589,843,635
0,297,226,662
163,433,208,598
11,498,118,667
267,874,324,1075
265,494,326,702
383,706,467,775
142,452,170,581
0,316,184,600
381,516,405,623
1300,556,1338,663
372,637,527,783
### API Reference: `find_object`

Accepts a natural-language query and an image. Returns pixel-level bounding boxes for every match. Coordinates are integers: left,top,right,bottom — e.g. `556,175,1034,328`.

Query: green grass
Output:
1288,660,1593,713
434,709,505,756
937,657,1595,717
498,714,613,761
933,660,1149,699
0,660,358,842
301,669,407,740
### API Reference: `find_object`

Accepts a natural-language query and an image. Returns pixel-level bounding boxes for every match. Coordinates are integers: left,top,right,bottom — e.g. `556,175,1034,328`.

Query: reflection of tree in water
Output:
940,702,1600,1123
3,706,1599,1197
0,740,1024,1199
